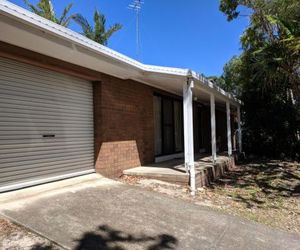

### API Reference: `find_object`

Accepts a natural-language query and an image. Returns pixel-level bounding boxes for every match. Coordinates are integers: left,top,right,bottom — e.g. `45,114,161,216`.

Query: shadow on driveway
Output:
74,224,177,250
31,224,177,250
1,175,300,250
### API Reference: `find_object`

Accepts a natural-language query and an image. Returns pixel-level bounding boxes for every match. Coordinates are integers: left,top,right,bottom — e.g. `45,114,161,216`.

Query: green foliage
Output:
74,10,122,45
219,0,254,21
24,0,76,27
207,75,225,89
24,1,122,45
221,0,300,90
241,65,299,158
219,0,300,159
222,56,243,95
208,57,243,96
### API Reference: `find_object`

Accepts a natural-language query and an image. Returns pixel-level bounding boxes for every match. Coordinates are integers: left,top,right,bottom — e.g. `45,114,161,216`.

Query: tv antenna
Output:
128,0,144,60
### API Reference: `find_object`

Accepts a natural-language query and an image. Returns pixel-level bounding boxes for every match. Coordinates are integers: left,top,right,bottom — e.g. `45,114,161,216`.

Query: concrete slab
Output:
124,166,187,176
123,155,233,186
0,174,116,206
0,176,299,250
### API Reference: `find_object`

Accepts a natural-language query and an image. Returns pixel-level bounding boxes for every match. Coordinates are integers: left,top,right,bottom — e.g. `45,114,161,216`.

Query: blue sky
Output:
9,0,249,76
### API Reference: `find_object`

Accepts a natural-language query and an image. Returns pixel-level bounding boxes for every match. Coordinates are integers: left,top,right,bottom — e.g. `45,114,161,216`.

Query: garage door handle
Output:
42,134,55,138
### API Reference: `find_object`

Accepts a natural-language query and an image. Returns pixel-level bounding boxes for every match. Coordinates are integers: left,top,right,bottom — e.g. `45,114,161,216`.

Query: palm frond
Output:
103,23,122,44
23,0,43,15
38,0,56,22
58,3,73,26
48,0,55,19
61,13,77,27
73,14,94,39
24,0,76,27
93,11,105,43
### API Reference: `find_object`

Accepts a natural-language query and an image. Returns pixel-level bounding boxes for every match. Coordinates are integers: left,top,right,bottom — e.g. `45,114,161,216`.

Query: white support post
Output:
210,94,217,163
183,79,195,195
237,106,242,153
226,101,232,156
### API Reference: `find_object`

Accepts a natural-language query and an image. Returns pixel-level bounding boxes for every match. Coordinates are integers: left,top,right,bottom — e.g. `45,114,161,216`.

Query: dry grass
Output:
198,160,300,233
121,160,300,234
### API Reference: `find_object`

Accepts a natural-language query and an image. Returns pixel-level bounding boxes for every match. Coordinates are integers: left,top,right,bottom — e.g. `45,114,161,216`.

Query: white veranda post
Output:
183,78,195,195
210,94,217,162
237,106,242,153
226,101,232,156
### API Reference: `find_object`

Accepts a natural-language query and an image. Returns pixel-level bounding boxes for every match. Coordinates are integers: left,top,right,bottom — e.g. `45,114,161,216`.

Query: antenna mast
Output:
128,0,143,60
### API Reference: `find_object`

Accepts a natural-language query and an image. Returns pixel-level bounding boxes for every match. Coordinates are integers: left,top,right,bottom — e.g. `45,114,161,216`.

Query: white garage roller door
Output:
0,57,95,192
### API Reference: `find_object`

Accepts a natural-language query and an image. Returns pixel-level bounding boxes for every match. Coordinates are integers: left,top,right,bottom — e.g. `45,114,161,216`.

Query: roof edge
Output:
0,0,241,105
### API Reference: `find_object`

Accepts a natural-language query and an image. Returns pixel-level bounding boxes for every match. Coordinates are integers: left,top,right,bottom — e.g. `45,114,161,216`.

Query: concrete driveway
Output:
0,174,299,250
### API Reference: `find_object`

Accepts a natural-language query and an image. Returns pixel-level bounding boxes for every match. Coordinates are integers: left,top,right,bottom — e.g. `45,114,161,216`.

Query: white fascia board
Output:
190,70,241,106
0,0,241,105
0,0,144,69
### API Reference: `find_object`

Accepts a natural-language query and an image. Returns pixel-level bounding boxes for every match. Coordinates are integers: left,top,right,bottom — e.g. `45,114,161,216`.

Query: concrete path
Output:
0,174,299,250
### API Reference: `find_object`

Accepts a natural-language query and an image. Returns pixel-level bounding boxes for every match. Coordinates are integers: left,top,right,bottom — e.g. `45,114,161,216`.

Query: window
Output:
153,94,183,156
154,96,162,155
174,101,183,152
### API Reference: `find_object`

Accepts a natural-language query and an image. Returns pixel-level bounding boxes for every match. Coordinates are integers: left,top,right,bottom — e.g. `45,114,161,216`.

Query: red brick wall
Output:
93,75,155,177
93,73,236,177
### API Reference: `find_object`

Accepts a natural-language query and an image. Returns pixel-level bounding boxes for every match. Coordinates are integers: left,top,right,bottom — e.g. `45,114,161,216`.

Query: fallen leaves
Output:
120,160,300,234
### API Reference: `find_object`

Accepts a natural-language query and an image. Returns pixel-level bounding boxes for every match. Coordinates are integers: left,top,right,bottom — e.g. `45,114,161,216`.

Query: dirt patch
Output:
0,217,62,250
120,160,300,234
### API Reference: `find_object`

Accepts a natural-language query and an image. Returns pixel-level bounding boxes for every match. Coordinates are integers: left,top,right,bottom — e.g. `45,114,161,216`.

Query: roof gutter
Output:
0,0,241,106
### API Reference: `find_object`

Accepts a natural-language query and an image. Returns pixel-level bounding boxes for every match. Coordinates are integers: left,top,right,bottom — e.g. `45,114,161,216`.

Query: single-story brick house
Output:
0,1,241,194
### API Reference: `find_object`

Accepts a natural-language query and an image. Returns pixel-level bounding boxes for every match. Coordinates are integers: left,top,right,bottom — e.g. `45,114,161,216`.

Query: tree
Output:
220,0,300,96
73,10,122,45
24,0,76,27
207,75,225,89
219,0,300,159
207,56,243,96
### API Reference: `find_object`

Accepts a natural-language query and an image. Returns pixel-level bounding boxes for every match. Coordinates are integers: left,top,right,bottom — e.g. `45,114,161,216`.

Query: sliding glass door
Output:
154,94,183,156
154,96,162,156
174,100,183,152
162,98,174,154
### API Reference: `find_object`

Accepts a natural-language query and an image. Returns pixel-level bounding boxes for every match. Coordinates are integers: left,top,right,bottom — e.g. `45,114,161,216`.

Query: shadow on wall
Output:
73,224,178,250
